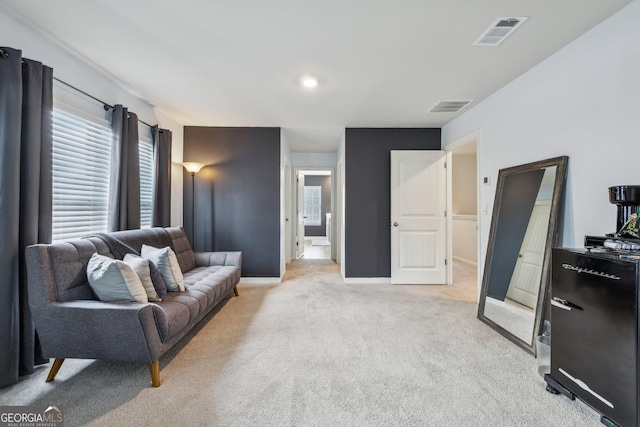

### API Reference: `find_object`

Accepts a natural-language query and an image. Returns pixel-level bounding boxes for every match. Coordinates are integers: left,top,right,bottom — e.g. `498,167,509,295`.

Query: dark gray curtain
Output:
0,47,52,388
108,104,140,231
152,126,172,227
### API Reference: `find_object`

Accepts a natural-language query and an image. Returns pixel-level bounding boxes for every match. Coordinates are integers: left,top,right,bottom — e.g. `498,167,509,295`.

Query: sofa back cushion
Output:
49,239,111,302
108,228,173,254
165,227,196,272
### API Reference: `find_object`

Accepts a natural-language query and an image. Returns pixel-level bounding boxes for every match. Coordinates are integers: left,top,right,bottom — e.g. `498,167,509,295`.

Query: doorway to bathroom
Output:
295,169,332,260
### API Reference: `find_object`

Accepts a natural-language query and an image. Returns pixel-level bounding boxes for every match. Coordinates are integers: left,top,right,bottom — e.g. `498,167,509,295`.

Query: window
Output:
139,129,154,228
52,105,112,242
303,186,321,226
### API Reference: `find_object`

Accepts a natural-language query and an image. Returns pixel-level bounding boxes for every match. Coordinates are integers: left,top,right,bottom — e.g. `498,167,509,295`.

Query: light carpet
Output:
0,260,600,426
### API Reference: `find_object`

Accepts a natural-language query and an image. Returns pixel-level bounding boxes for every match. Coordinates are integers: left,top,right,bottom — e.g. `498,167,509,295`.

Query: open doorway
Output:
296,169,333,260
449,138,479,301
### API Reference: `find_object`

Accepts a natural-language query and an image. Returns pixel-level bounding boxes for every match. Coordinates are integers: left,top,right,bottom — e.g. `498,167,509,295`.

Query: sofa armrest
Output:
194,251,242,268
36,300,166,363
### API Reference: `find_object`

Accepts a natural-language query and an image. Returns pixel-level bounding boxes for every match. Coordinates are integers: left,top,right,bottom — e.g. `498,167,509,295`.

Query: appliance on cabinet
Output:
545,185,640,427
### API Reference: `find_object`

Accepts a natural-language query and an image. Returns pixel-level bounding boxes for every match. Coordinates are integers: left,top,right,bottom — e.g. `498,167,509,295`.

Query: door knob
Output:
393,222,398,227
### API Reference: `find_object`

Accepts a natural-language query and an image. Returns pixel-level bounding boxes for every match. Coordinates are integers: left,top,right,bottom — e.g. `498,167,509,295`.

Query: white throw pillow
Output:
123,254,162,302
140,244,185,292
87,253,148,303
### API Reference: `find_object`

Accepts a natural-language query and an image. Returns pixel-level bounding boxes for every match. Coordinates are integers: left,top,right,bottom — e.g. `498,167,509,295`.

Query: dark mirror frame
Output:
477,156,568,355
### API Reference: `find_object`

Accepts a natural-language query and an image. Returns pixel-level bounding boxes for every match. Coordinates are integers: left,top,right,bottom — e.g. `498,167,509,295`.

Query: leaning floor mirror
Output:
478,156,568,355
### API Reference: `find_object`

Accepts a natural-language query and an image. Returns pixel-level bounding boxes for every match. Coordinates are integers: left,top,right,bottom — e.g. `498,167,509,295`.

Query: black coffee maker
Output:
609,185,640,234
584,186,640,249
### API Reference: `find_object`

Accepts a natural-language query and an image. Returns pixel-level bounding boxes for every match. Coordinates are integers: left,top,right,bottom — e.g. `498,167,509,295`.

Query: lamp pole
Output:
182,162,205,248
191,171,196,246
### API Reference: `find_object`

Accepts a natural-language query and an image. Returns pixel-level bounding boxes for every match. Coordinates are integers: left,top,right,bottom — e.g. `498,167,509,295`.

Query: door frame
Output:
292,166,336,261
445,131,482,298
284,158,292,264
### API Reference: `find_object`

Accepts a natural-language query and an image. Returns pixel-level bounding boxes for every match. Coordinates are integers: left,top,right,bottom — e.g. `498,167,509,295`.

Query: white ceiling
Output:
1,0,631,151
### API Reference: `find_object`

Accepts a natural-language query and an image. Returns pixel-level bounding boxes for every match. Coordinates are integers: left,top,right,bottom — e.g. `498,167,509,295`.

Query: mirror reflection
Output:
478,157,568,354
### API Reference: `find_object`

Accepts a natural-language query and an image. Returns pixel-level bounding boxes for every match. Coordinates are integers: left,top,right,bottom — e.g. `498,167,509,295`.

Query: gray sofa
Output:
25,226,241,387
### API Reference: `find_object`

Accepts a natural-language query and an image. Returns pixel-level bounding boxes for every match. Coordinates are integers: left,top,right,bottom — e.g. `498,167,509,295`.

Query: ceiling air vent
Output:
429,100,473,113
474,17,528,46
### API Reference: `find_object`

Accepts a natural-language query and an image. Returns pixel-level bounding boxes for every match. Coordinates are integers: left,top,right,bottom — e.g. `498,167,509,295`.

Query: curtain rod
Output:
1,47,157,129
53,77,154,128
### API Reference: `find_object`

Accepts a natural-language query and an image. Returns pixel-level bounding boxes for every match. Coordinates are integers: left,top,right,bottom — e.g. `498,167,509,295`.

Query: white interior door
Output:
296,171,305,259
506,200,551,308
391,150,447,284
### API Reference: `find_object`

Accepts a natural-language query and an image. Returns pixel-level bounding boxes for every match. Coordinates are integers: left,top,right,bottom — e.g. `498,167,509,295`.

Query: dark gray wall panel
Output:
304,175,331,236
345,128,441,278
183,127,280,277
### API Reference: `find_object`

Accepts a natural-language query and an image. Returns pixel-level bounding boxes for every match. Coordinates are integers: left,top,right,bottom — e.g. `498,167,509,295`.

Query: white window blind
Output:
303,186,322,226
52,106,112,242
139,130,154,228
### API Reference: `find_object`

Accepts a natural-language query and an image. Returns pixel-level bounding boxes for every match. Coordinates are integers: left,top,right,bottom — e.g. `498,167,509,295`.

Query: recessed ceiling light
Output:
301,76,319,89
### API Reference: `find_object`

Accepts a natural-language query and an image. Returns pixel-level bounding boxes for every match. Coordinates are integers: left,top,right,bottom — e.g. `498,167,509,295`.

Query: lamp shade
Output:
182,162,205,174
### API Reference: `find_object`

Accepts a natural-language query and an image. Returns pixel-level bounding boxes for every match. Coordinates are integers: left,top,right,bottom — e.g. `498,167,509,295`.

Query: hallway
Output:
301,237,331,260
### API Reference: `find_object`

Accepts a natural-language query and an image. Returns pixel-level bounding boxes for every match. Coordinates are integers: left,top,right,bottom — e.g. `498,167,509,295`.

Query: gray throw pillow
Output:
148,261,168,299
140,244,185,292
87,253,148,303
123,254,162,302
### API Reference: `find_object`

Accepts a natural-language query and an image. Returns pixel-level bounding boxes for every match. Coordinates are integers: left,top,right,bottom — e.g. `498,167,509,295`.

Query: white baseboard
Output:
343,277,391,284
239,277,282,285
453,256,478,267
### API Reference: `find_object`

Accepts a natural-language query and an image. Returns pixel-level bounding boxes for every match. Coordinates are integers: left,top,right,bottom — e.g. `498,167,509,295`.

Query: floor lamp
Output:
182,162,205,247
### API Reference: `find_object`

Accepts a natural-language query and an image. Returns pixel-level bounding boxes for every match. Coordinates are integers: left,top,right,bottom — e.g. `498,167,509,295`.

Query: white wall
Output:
290,152,338,168
2,10,185,227
442,0,640,275
451,153,478,265
452,154,477,215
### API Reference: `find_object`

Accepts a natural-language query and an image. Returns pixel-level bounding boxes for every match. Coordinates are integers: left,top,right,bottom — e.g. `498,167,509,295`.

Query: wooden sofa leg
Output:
233,285,239,296
150,360,161,387
46,358,65,383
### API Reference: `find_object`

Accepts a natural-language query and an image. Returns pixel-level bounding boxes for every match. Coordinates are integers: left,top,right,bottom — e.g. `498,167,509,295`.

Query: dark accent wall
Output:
183,127,280,277
304,175,331,237
345,128,441,278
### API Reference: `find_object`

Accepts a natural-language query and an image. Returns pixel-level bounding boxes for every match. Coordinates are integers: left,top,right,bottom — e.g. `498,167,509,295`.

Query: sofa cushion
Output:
123,254,162,302
162,292,203,321
87,254,148,303
165,227,196,272
184,265,238,306
141,245,185,292
50,239,111,302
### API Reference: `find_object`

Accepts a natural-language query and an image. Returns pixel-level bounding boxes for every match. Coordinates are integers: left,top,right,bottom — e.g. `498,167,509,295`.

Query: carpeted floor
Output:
0,260,599,426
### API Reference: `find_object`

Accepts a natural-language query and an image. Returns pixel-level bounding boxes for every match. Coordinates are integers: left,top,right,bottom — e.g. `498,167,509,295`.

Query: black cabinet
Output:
546,248,639,427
